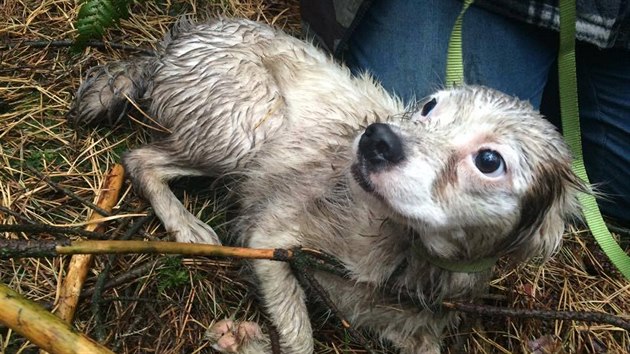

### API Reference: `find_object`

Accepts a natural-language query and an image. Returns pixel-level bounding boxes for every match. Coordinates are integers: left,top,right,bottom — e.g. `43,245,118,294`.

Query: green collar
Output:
413,243,498,273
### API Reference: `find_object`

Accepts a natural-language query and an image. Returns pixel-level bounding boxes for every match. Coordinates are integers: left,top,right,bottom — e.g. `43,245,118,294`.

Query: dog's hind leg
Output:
123,143,220,244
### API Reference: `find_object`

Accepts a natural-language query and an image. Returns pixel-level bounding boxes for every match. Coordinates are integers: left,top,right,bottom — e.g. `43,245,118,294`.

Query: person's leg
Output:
574,44,630,223
345,0,557,107
345,0,460,101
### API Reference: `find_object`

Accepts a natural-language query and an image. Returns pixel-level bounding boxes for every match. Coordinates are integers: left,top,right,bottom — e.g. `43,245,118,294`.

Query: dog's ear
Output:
501,163,587,263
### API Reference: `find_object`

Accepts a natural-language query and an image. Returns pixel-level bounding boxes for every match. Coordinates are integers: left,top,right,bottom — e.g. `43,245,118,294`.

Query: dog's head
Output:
351,85,587,263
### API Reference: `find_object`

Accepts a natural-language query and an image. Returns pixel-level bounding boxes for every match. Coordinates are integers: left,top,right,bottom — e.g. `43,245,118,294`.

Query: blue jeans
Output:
346,0,630,223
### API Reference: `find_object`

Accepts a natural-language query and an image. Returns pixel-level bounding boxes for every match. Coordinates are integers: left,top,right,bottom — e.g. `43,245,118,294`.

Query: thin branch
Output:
0,239,289,260
2,238,628,333
441,301,630,332
81,261,157,299
0,223,107,239
0,39,156,55
0,206,37,224
292,259,376,353
267,323,281,354
26,165,113,218
92,211,154,341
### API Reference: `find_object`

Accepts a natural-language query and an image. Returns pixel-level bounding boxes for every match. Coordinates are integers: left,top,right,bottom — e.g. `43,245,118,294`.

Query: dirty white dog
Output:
69,17,585,353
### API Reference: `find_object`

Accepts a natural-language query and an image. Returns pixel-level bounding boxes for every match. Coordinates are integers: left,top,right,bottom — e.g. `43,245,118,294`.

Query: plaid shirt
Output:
301,0,630,56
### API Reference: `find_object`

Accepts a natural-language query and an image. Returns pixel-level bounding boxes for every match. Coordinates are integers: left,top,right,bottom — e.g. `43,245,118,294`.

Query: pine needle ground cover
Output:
1,1,628,353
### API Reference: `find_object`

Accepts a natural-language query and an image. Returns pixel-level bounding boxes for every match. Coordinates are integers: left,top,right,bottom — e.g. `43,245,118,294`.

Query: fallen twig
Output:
292,257,376,353
4,238,629,333
0,283,114,354
26,165,113,218
0,239,288,260
442,301,630,332
0,39,156,55
0,223,108,239
91,211,154,341
80,260,158,299
54,164,125,325
0,206,37,224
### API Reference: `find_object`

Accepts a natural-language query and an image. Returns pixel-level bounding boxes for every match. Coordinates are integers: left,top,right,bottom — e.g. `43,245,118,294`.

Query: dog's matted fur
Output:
69,17,586,353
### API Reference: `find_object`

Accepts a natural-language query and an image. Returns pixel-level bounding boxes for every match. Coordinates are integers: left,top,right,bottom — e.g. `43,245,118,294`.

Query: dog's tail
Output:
67,58,152,127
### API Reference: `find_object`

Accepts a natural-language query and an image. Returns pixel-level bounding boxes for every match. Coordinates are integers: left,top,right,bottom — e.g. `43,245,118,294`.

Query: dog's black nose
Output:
358,123,404,169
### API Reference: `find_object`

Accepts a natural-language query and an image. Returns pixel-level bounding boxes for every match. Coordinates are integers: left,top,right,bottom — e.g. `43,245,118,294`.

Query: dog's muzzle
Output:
358,123,405,171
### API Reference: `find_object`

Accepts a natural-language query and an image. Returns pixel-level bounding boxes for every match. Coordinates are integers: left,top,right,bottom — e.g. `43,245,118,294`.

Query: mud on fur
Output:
69,17,587,353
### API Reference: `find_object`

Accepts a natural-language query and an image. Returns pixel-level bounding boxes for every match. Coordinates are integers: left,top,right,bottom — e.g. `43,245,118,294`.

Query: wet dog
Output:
69,17,585,353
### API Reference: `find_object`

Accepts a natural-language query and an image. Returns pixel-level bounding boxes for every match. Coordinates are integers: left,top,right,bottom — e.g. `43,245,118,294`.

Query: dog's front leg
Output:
249,231,314,353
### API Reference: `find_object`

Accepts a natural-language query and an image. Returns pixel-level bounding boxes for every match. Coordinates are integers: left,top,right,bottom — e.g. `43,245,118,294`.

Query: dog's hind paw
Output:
67,60,148,127
205,319,269,354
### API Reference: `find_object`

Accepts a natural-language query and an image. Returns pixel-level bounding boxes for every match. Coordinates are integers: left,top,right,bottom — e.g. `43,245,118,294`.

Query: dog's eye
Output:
421,98,437,116
474,149,505,177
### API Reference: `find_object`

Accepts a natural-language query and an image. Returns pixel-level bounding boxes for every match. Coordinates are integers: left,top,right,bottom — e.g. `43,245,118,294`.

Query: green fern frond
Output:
75,0,133,46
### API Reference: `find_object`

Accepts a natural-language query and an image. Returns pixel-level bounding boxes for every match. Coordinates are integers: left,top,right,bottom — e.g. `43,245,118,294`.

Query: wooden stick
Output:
54,164,125,324
0,239,290,260
0,283,114,354
2,238,628,332
441,301,630,331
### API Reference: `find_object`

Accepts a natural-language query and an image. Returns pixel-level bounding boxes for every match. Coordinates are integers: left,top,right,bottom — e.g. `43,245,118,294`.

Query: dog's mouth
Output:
351,160,375,193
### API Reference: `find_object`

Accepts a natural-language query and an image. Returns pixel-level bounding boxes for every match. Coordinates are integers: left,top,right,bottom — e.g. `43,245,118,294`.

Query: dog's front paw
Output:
205,319,269,353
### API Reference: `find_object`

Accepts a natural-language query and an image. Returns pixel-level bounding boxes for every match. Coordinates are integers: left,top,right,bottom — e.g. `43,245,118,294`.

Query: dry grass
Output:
0,0,628,353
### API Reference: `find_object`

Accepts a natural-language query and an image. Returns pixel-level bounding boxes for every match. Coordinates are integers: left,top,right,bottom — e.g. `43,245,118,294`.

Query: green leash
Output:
445,0,630,279
445,0,474,87
557,0,630,280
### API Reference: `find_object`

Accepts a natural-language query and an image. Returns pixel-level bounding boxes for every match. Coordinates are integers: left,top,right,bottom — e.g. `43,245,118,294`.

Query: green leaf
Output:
74,0,134,48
